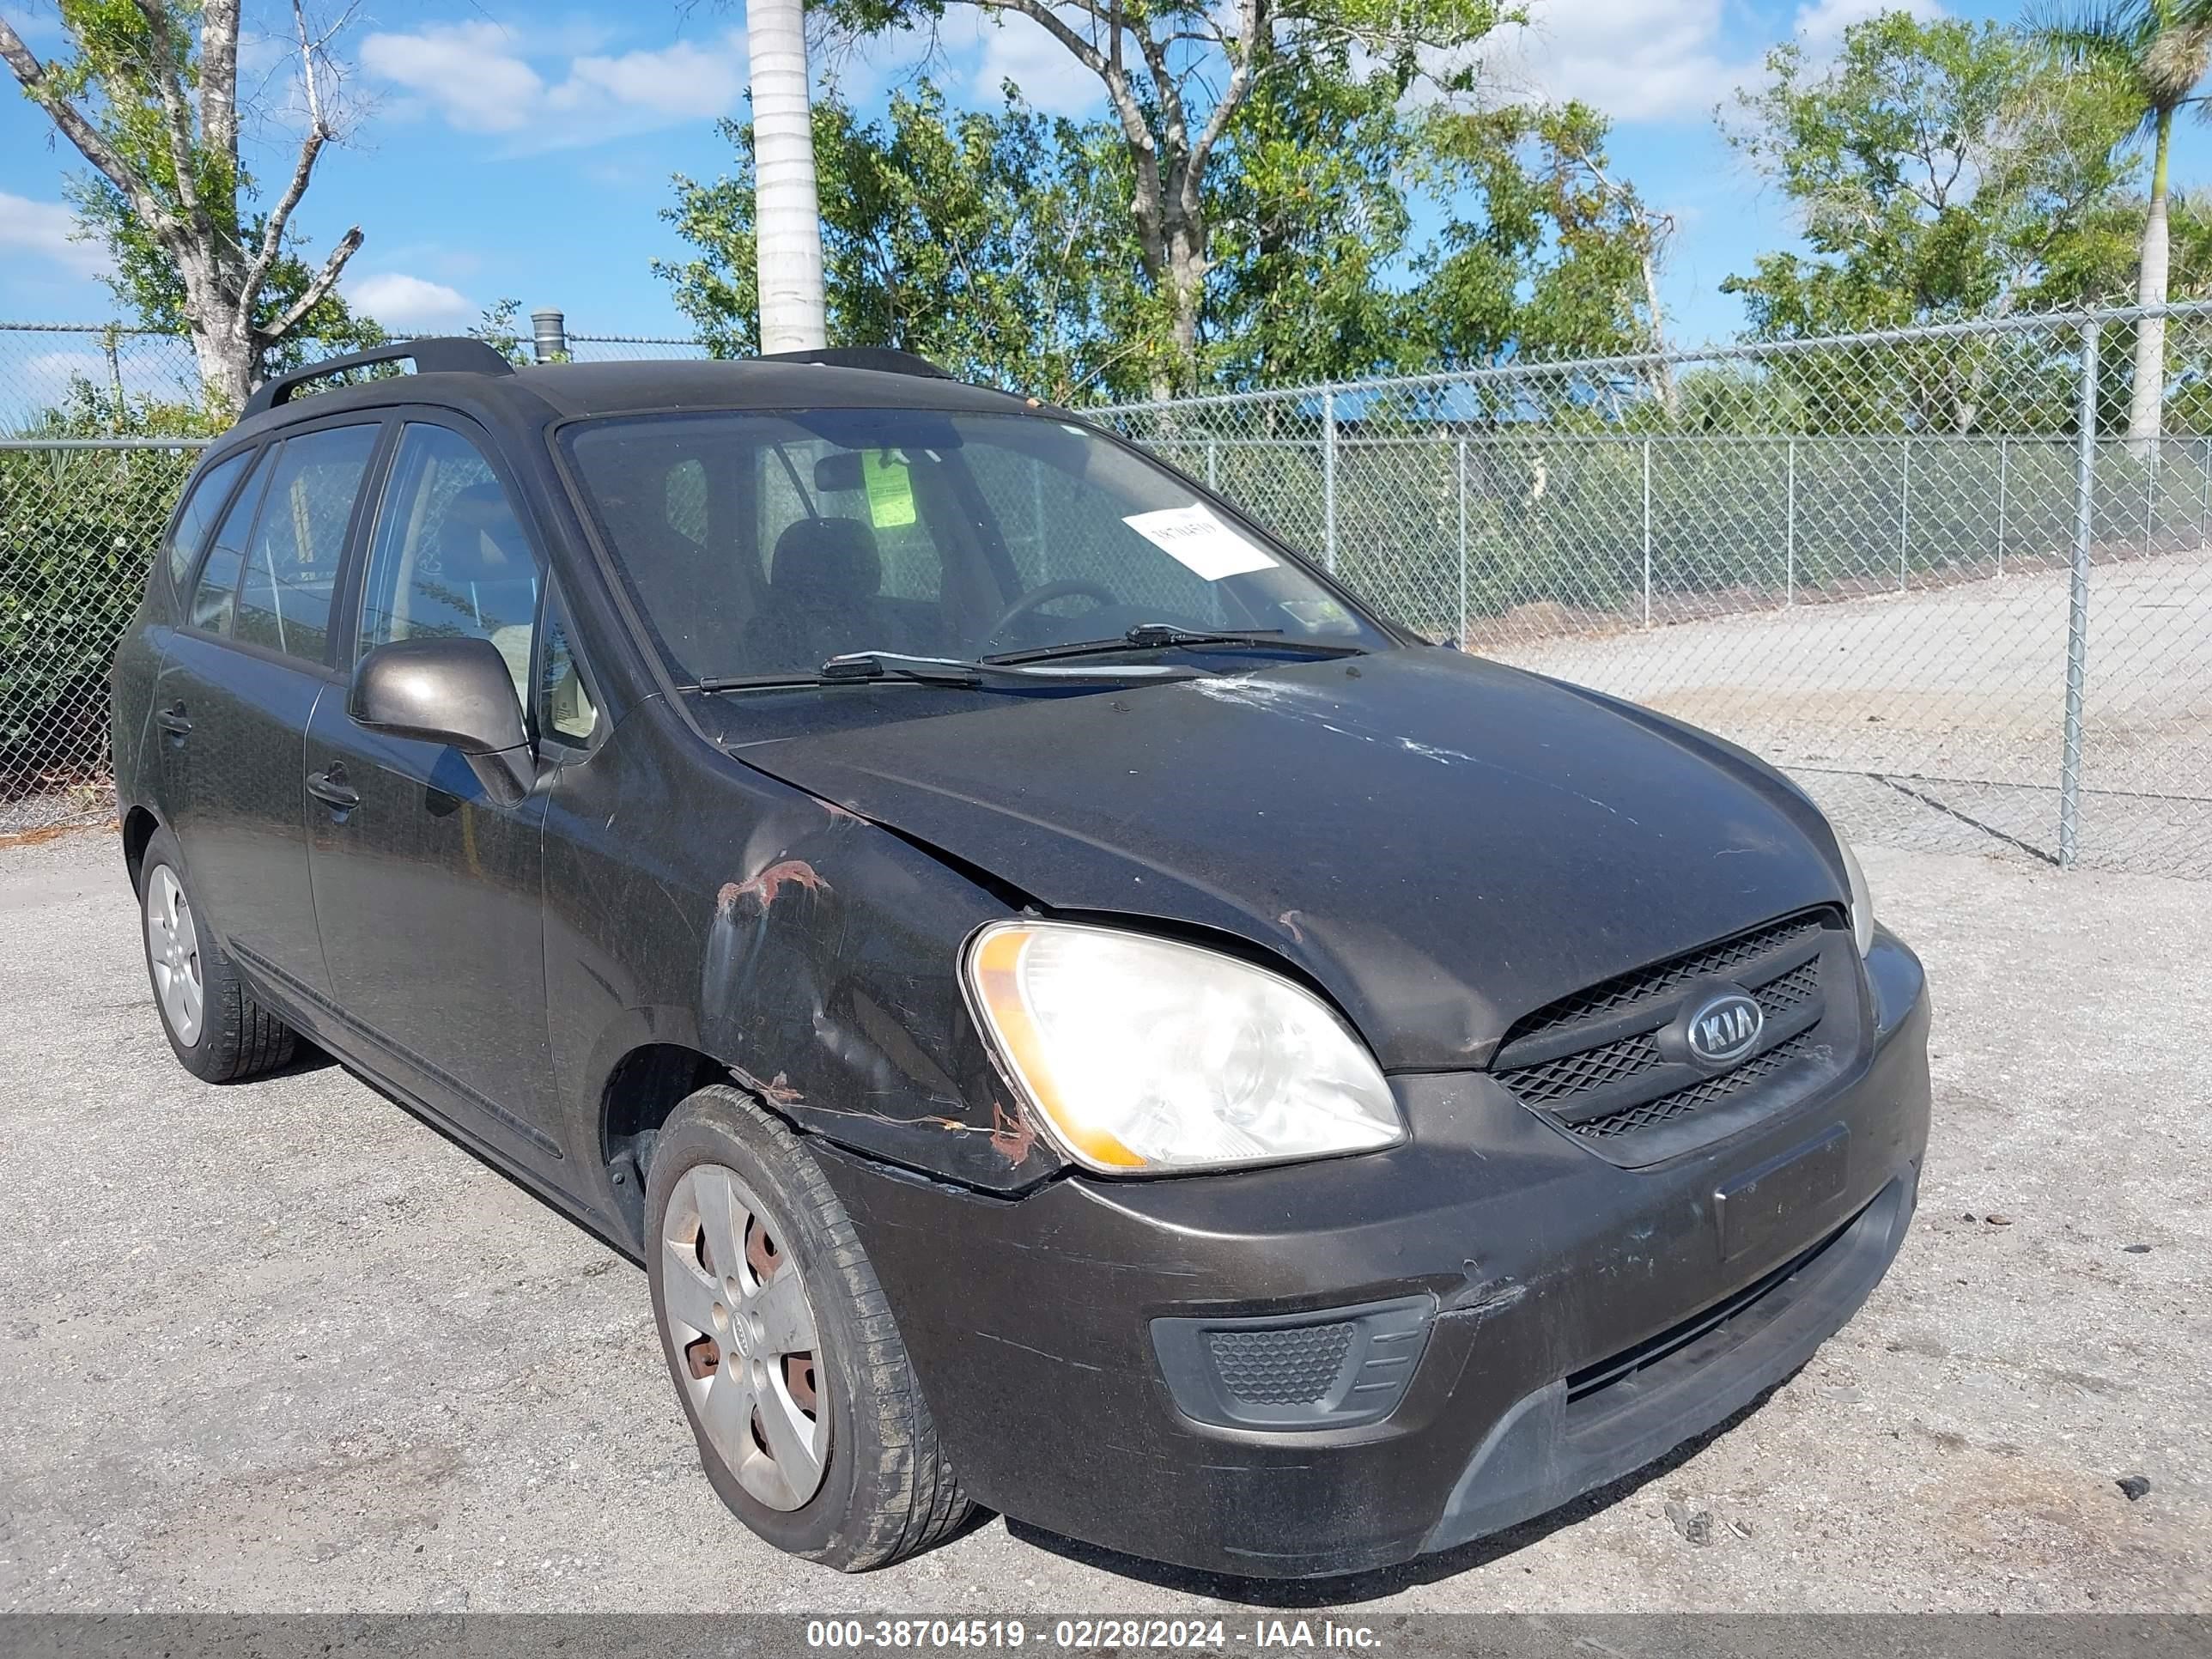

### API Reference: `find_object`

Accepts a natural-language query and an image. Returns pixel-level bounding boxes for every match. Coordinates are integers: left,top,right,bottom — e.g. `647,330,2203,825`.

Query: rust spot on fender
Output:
989,1099,1039,1166
729,1062,805,1106
722,859,830,913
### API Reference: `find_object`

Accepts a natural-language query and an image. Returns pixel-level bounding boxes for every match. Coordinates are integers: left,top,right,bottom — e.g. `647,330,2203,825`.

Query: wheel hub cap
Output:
144,865,204,1046
660,1164,827,1511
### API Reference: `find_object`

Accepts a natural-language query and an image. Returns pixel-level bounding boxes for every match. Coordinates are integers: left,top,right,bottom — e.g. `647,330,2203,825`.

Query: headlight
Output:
1837,832,1875,956
963,920,1404,1175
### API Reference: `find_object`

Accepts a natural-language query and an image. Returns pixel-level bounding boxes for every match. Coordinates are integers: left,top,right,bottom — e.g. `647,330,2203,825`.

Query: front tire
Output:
646,1084,976,1570
137,826,298,1082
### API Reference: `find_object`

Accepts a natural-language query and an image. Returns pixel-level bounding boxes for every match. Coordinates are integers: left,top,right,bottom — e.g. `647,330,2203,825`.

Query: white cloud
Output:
1482,0,1765,123
0,192,112,281
359,21,749,149
1794,0,1943,54
555,39,744,118
346,272,474,325
360,22,548,134
963,12,1112,116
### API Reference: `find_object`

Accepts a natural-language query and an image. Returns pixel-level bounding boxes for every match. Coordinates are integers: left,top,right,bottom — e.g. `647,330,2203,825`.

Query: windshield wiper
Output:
987,623,1368,665
696,649,1203,694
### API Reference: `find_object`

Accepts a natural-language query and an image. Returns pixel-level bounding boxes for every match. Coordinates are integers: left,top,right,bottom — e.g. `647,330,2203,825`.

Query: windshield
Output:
562,408,1389,684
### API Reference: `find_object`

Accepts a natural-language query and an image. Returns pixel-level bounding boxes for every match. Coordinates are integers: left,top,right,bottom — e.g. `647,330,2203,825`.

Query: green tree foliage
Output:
1722,13,2150,336
659,86,1151,402
2033,0,2212,440
1413,102,1666,367
659,72,1663,401
811,0,1515,395
1201,48,1423,386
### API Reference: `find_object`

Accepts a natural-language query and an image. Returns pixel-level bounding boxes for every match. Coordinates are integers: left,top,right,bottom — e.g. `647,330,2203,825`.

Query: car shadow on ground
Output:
268,1040,342,1079
1000,1385,1792,1607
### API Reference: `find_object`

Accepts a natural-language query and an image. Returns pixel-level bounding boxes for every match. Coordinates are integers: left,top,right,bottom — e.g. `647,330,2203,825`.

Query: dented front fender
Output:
541,702,1061,1243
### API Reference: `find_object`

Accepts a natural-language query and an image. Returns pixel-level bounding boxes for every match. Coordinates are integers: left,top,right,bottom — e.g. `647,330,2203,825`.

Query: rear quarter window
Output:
187,448,277,635
165,449,252,592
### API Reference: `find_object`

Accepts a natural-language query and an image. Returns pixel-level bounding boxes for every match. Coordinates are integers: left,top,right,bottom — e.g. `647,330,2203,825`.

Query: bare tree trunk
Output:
749,0,828,353
1166,232,1206,398
2128,107,2174,453
0,2,362,413
1638,245,1679,424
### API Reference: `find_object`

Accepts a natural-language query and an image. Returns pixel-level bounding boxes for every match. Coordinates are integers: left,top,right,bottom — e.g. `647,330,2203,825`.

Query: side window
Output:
358,423,540,707
538,587,599,746
166,449,250,592
665,457,708,544
234,424,379,664
188,448,276,635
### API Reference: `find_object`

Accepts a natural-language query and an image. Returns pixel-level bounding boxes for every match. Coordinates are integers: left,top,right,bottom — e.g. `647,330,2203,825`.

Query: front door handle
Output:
155,703,191,737
307,763,361,811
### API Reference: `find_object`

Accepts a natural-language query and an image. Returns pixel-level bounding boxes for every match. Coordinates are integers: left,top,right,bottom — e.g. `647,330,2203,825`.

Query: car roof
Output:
223,355,1044,447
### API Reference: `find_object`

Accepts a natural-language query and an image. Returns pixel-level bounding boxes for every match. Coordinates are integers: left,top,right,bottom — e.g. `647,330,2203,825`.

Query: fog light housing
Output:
1150,1294,1434,1430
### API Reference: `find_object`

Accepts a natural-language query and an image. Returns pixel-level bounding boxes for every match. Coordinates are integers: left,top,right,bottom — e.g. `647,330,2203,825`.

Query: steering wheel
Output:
987,579,1121,641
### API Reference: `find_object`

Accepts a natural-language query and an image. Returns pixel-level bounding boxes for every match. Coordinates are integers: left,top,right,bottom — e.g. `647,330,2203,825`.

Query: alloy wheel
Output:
660,1163,829,1510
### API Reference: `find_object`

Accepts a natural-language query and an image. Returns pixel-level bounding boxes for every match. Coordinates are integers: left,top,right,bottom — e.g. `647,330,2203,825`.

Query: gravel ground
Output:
0,827,2206,1614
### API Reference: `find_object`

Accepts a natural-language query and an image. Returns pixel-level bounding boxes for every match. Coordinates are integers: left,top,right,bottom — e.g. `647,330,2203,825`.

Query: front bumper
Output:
817,933,1930,1579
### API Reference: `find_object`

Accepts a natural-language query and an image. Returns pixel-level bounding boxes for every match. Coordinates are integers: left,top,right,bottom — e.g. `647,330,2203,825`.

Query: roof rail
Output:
757,345,955,380
243,337,516,418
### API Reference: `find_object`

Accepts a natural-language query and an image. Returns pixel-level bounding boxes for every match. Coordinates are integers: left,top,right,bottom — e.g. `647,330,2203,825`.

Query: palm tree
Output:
2036,0,2212,447
748,0,828,351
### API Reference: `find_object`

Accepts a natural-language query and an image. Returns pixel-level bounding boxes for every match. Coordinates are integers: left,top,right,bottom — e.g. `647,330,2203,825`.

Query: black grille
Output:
1757,957,1821,1015
1506,915,1825,1046
1207,1322,1354,1405
1500,1029,1664,1105
1490,911,1851,1160
1571,1033,1814,1140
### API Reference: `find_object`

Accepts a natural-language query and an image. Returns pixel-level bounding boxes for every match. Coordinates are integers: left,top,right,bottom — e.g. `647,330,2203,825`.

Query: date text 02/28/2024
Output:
803,1620,1385,1650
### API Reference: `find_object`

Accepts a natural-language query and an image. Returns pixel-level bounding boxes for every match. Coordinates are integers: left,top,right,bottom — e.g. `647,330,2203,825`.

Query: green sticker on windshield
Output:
862,450,916,528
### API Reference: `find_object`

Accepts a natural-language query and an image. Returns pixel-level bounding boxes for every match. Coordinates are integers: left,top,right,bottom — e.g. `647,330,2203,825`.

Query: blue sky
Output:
2,0,2206,353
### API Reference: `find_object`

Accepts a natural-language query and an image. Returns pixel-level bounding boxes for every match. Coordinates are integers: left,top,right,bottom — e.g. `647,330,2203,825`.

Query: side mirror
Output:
348,636,532,801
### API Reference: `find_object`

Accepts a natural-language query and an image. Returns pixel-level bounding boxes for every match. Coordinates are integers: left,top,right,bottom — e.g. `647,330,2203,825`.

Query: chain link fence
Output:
1100,307,2212,878
5,309,2208,876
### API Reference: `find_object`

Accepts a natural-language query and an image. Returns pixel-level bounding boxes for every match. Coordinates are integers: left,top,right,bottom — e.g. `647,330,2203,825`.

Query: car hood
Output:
719,647,1848,1070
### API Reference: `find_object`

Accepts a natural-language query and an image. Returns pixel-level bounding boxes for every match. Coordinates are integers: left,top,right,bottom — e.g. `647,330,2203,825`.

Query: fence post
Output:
1456,434,1468,644
1996,436,2008,576
530,308,568,363
1321,389,1339,574
1641,437,1653,629
2145,431,2158,555
2060,320,2099,870
1784,438,1796,606
1206,437,1218,492
1898,434,1910,591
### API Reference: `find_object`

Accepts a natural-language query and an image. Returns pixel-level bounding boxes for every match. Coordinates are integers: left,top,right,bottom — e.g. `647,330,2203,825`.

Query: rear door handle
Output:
155,703,191,737
307,763,361,811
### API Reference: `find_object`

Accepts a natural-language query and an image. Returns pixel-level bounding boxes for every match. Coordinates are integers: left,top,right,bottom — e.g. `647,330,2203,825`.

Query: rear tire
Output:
646,1083,976,1571
138,826,299,1083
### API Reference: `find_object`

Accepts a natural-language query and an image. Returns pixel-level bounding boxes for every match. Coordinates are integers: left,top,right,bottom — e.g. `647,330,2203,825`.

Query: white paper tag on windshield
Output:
1122,505,1279,580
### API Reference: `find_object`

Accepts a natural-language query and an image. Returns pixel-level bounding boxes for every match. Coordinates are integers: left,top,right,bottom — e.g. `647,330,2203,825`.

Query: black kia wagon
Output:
112,339,1930,1580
